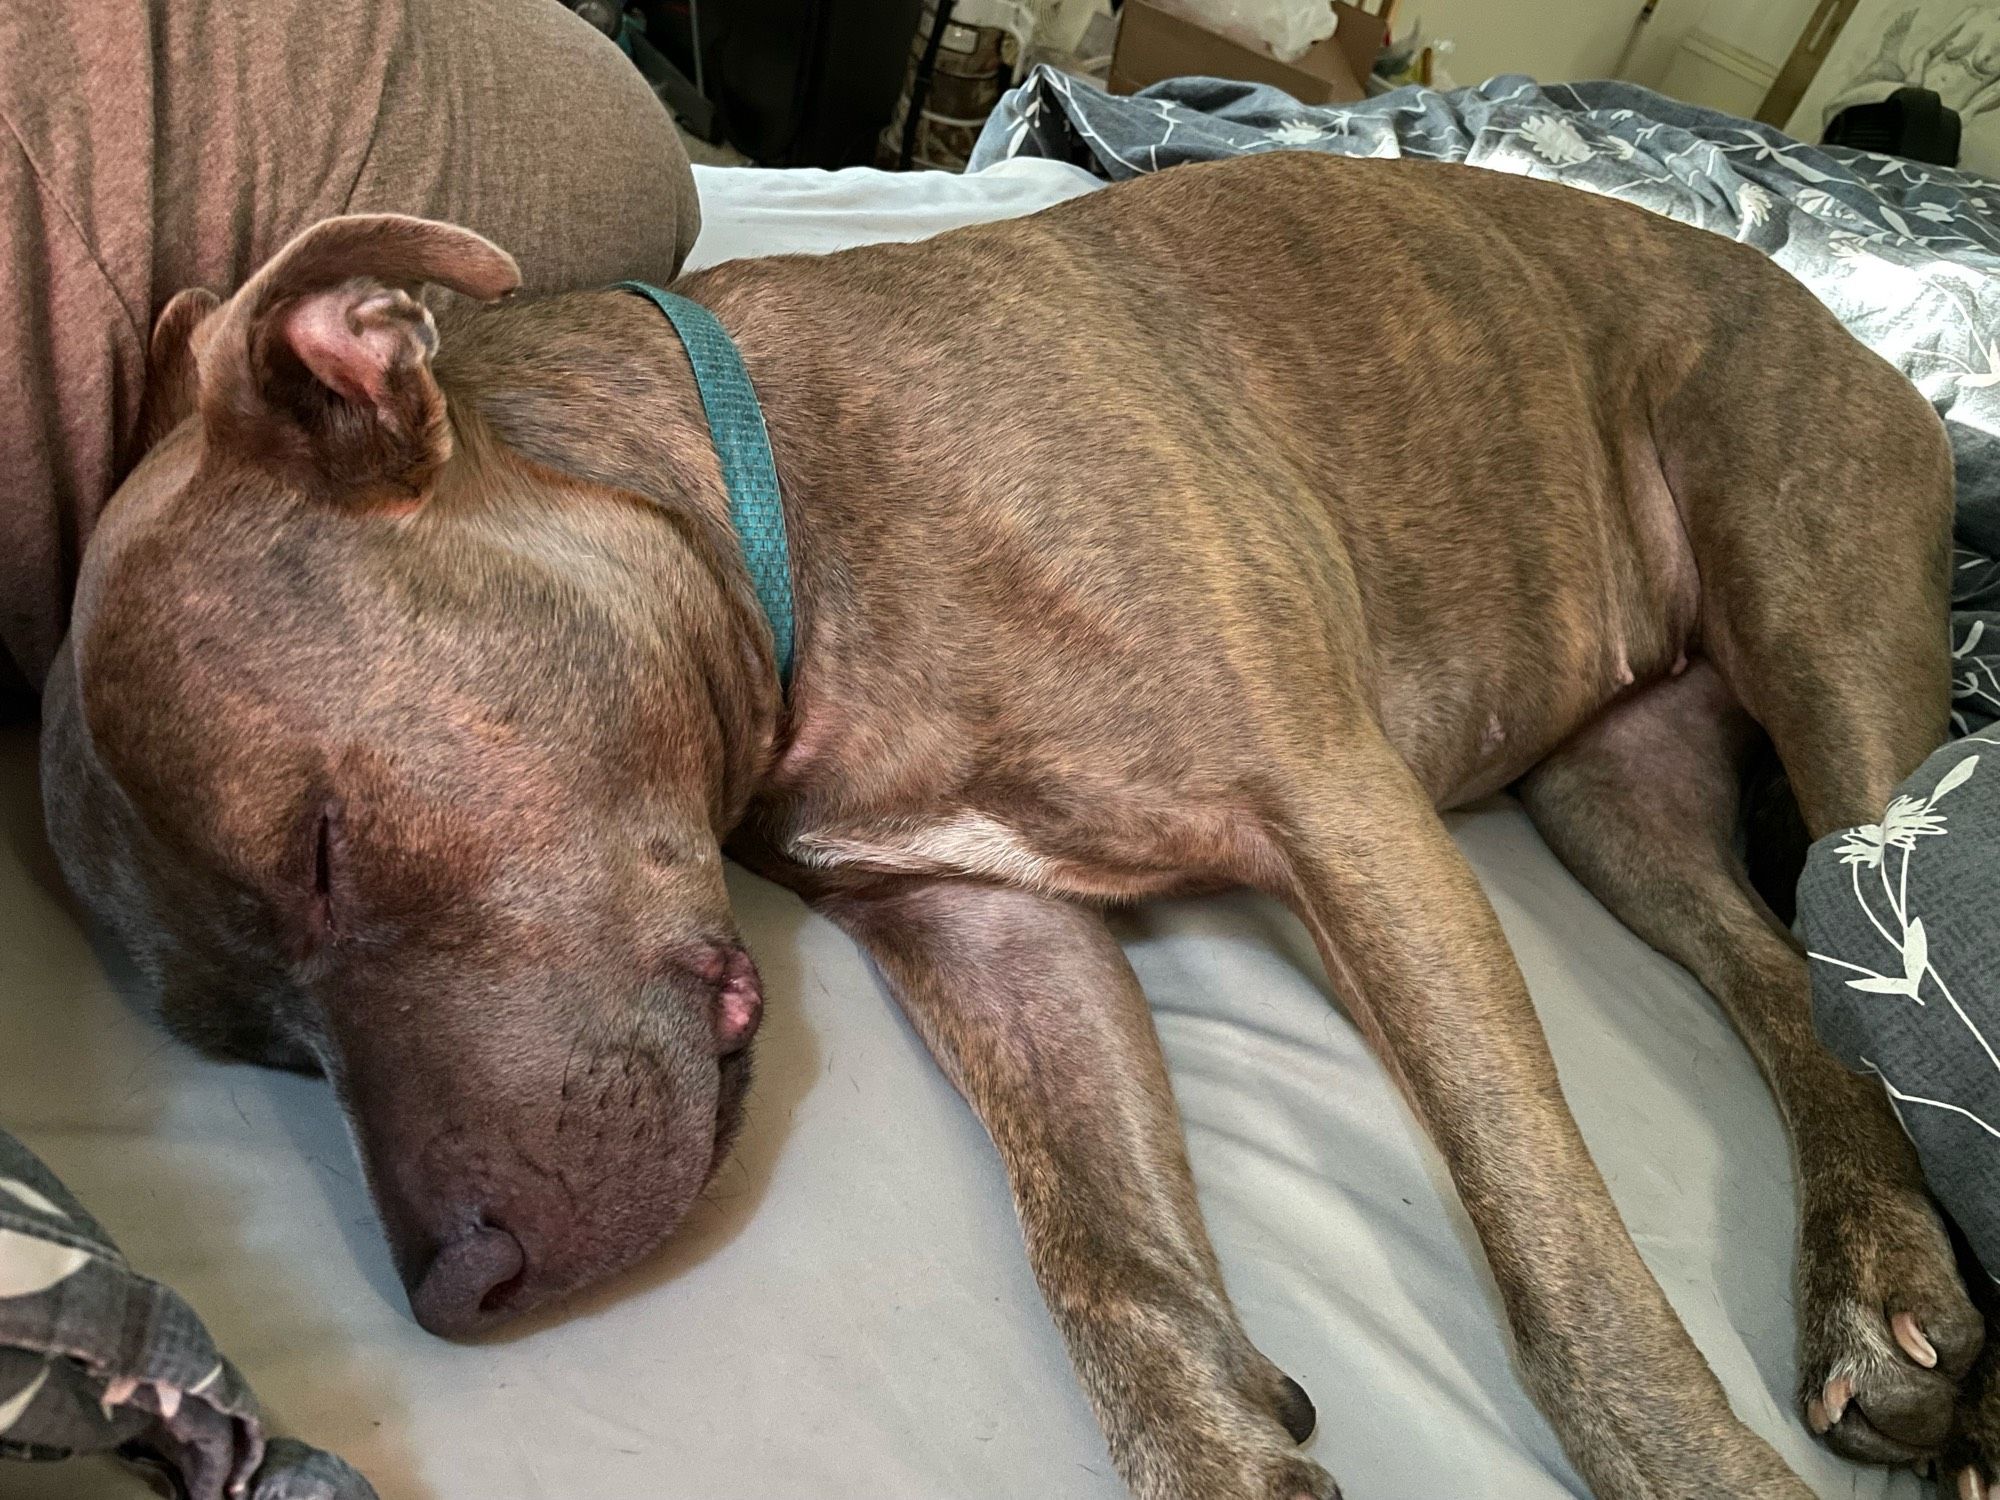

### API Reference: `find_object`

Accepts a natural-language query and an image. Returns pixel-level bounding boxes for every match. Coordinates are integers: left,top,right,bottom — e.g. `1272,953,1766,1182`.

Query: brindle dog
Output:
41,154,1993,1498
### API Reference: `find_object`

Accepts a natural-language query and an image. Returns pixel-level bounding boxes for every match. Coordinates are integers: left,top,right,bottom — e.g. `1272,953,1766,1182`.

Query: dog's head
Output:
43,216,777,1335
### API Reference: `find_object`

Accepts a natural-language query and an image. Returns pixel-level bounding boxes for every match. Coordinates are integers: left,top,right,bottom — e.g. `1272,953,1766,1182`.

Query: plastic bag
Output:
1154,0,1338,62
1373,22,1456,90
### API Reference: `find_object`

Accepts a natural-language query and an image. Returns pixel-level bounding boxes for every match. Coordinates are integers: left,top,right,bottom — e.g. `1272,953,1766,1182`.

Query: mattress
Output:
4,160,1915,1500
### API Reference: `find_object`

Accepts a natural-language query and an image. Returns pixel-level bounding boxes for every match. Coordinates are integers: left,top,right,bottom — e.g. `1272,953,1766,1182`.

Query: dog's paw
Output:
1133,1429,1339,1500
1243,1387,1337,1500
1796,1182,1982,1463
1275,1455,1342,1500
1255,1453,1340,1500
1941,1300,2000,1500
1128,1363,1339,1500
1182,1449,1340,1500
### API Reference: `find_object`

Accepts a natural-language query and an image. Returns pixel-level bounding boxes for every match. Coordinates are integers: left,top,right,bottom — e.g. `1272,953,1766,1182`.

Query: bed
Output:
2,147,1929,1500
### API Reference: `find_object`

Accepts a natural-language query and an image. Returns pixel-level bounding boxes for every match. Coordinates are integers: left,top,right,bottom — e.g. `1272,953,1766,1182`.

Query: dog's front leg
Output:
820,876,1338,1500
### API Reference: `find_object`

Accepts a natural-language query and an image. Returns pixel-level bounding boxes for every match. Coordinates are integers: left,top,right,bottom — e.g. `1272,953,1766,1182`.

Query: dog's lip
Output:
705,1045,753,1186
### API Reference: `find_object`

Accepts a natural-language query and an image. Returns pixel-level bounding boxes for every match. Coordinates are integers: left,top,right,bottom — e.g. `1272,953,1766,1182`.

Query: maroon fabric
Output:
0,0,700,709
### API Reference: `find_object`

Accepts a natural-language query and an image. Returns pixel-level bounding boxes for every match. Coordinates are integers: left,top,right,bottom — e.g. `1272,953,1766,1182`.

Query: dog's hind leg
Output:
1648,294,1956,841
1265,728,1812,1498
1632,317,1988,1468
1521,660,1981,1467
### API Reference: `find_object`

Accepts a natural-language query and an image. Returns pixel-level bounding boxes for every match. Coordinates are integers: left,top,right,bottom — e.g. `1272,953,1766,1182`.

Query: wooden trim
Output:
1757,0,1863,128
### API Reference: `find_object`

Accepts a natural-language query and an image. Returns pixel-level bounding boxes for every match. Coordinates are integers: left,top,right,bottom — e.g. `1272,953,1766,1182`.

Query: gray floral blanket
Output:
0,1132,374,1496
972,72,2000,1279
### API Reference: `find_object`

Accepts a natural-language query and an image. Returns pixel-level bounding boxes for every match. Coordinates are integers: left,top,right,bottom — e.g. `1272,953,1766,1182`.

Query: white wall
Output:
1404,0,1814,92
1696,0,1821,67
1403,0,1695,86
1650,0,1820,114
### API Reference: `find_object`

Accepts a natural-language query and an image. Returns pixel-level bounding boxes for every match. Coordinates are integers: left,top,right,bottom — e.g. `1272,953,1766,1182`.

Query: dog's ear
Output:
134,288,223,455
197,214,521,507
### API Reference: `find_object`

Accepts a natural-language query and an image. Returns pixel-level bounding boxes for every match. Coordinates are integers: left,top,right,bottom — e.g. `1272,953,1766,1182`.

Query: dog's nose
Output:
408,1222,528,1338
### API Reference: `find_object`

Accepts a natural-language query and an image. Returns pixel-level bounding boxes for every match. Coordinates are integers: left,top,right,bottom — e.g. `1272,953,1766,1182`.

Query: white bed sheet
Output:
5,161,1916,1500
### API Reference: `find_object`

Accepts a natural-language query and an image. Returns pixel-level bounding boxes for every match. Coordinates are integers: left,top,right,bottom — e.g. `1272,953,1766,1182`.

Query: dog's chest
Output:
784,813,1068,890
777,804,1253,902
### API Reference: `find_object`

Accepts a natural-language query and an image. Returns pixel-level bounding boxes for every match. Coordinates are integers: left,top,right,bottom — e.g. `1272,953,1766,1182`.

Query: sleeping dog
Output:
42,154,1988,1498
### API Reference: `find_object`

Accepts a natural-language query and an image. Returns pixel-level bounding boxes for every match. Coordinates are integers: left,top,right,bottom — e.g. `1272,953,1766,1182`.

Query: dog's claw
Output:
1960,1466,1988,1500
1808,1373,1861,1440
1895,1310,1940,1368
1275,1374,1318,1445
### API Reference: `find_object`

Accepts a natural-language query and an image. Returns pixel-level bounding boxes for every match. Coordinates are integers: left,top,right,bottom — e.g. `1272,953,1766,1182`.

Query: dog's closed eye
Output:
302,797,344,953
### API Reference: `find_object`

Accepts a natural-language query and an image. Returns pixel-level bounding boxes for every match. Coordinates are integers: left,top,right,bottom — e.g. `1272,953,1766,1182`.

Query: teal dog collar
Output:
618,281,796,686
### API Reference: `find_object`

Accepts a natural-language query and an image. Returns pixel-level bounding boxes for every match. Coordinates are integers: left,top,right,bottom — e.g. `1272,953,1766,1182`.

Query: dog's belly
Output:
1369,429,1701,810
1397,641,1697,811
1380,606,1697,810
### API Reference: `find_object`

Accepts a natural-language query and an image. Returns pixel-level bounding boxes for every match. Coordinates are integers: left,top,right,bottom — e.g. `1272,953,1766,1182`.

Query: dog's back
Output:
646,153,1938,815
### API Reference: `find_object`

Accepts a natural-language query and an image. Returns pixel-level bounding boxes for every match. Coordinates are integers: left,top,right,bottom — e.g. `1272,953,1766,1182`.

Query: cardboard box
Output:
1109,0,1389,107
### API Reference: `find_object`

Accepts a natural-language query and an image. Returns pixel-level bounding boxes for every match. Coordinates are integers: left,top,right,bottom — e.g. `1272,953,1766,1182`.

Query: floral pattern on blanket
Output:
1803,729,2000,1273
973,70,2000,1278
0,1131,374,1497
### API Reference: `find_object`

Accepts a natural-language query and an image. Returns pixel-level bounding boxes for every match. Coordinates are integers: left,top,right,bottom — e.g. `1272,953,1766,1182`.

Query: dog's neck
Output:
438,273,842,824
